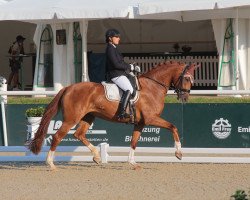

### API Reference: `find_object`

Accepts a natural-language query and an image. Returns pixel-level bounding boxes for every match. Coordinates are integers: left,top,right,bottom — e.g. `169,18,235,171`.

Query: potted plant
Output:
25,106,45,125
25,106,45,143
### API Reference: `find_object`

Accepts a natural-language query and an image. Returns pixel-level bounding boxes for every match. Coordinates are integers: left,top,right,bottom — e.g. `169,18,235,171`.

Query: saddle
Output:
101,75,140,124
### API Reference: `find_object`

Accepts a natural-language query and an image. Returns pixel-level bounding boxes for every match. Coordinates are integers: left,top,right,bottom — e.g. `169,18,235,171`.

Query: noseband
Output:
172,65,194,96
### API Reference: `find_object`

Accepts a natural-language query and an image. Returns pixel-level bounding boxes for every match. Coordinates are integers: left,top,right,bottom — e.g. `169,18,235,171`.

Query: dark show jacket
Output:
105,43,131,80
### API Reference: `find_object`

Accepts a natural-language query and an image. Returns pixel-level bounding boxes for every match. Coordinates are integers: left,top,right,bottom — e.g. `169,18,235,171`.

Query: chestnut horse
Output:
28,61,198,170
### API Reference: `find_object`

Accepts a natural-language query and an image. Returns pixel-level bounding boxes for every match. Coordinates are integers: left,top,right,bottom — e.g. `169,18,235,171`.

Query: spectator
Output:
7,35,25,90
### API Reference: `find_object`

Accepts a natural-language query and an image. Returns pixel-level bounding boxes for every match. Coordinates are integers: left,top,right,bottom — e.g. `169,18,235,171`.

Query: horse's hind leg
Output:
128,124,144,170
73,114,100,164
46,121,75,170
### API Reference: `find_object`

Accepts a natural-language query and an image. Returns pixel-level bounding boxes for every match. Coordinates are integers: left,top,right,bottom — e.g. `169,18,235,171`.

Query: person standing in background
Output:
7,35,25,90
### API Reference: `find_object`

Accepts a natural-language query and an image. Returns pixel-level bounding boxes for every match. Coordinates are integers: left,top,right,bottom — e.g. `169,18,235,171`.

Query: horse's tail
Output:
28,87,67,154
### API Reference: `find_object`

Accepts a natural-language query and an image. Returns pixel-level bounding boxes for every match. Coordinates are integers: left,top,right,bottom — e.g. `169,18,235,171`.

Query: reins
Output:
139,64,192,95
141,74,169,91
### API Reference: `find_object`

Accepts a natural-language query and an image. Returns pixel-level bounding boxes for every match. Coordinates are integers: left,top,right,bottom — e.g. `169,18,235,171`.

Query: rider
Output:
105,29,140,119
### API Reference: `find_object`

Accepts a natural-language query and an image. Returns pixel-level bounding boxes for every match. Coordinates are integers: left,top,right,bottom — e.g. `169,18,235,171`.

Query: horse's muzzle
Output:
177,92,189,103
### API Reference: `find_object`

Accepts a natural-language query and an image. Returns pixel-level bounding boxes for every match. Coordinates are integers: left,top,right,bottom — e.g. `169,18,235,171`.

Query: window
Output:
37,25,53,87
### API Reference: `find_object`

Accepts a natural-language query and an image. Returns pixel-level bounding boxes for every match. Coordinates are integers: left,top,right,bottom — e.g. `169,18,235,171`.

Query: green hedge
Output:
7,96,250,104
166,96,250,103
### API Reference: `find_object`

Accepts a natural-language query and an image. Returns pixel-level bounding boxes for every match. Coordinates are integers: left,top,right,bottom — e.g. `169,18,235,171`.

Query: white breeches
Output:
111,75,133,94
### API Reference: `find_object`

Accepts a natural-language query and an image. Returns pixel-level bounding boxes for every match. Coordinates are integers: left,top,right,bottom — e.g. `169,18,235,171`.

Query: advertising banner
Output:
183,104,250,148
0,104,3,146
6,104,32,146
43,104,183,147
4,103,250,148
5,104,183,147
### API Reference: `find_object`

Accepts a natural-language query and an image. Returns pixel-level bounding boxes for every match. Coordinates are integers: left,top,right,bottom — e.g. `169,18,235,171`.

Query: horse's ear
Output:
187,63,200,75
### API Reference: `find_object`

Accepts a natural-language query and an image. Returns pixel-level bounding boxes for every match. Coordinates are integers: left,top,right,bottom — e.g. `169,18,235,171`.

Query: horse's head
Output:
172,63,199,102
140,61,199,102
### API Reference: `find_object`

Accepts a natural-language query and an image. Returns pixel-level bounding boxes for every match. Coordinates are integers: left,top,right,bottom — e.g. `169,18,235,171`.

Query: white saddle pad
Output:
101,82,139,103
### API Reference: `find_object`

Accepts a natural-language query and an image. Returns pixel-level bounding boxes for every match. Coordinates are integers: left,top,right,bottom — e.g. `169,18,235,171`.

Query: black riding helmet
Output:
16,35,26,42
105,29,120,43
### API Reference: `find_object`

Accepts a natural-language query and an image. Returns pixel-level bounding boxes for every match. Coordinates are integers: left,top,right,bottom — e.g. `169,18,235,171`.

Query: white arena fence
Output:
1,144,250,164
124,54,218,87
1,90,250,164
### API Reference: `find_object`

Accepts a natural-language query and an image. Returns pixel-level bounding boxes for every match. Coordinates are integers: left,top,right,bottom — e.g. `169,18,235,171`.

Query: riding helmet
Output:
16,35,26,41
105,29,120,43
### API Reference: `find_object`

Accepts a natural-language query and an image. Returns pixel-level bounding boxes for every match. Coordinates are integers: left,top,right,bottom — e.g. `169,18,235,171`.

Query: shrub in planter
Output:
25,106,45,125
25,106,45,117
25,106,45,142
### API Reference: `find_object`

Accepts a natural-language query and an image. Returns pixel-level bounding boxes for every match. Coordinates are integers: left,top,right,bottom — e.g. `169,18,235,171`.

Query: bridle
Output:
141,65,194,96
172,65,194,95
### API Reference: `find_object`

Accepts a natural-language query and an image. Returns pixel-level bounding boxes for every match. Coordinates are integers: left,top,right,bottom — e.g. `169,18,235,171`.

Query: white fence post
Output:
0,77,7,104
1,146,250,163
99,143,109,164
0,77,8,146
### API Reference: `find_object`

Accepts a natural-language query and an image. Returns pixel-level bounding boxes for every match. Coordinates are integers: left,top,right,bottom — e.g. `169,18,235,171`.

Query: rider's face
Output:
17,40,24,46
110,36,120,45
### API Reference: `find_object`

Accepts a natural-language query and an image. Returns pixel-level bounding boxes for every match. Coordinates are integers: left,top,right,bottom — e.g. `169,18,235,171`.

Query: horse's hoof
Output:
47,164,57,171
49,166,57,171
129,162,142,170
46,161,57,171
175,150,182,160
132,164,142,170
93,157,100,164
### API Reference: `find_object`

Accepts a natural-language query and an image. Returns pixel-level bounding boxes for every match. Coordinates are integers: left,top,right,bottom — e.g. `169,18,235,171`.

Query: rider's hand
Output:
130,64,141,73
134,65,141,73
130,64,134,71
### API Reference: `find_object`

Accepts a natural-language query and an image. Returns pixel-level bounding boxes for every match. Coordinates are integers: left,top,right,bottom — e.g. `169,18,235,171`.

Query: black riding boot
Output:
118,90,131,119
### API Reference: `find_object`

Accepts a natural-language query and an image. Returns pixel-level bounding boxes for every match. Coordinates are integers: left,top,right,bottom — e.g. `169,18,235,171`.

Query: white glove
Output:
130,64,134,71
134,65,141,73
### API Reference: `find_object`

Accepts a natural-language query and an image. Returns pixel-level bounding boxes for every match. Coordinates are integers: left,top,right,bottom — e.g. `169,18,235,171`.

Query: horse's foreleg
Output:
46,150,56,170
73,114,100,164
148,117,182,160
87,143,100,164
128,124,144,169
47,122,75,170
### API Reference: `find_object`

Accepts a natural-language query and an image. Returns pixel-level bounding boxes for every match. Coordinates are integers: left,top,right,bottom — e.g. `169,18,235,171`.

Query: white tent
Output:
0,0,137,22
0,0,140,92
136,0,250,21
0,0,7,5
216,0,250,9
136,0,250,91
1,0,250,91
137,0,217,21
